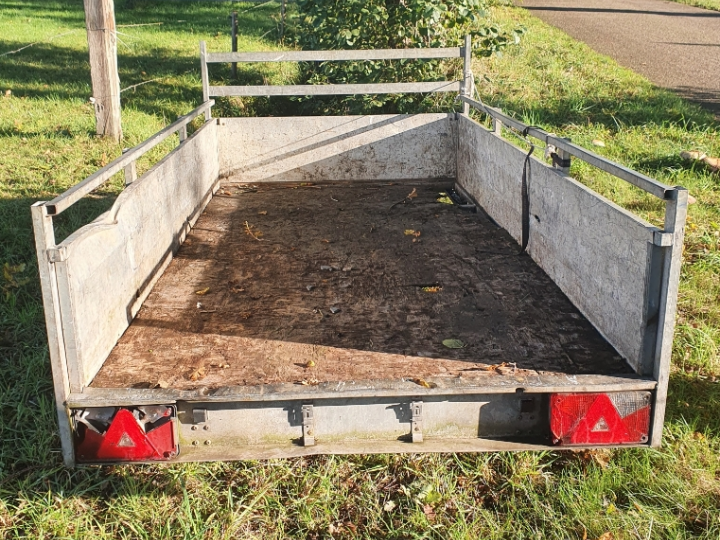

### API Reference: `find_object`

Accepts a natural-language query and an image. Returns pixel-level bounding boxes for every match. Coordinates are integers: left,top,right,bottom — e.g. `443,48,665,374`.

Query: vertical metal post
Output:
492,114,503,137
462,34,473,115
231,11,238,79
199,41,212,121
649,187,688,447
553,139,572,175
31,203,75,466
178,124,187,144
121,148,137,185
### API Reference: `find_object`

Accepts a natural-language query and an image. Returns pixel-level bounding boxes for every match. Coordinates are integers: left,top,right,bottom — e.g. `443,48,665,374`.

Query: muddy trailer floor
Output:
91,180,632,391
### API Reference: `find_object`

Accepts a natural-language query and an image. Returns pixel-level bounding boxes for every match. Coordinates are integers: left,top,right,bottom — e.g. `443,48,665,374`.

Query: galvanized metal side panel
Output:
217,114,456,182
457,115,657,373
54,121,219,390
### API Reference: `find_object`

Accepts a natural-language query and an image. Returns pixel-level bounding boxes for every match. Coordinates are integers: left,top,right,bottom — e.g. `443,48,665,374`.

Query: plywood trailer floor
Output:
91,179,632,391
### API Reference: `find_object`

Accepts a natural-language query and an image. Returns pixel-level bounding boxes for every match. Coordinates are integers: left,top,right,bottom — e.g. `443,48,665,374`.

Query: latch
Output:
411,401,423,443
301,404,315,446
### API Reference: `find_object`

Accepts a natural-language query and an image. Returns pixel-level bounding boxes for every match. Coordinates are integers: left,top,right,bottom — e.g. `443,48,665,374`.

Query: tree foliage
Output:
287,0,523,114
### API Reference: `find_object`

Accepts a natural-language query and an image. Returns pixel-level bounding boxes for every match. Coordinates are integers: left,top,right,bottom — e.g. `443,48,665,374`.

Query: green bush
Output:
287,0,522,114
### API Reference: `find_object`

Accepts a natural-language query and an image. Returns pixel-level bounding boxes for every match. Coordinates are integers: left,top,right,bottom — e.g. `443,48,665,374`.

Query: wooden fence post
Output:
84,0,122,141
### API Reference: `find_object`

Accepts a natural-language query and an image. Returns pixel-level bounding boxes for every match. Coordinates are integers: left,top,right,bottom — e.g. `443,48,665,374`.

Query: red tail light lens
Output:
74,406,178,463
550,392,651,446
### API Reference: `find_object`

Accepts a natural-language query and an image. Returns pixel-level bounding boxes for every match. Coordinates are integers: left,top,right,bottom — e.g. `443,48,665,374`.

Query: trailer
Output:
31,39,687,466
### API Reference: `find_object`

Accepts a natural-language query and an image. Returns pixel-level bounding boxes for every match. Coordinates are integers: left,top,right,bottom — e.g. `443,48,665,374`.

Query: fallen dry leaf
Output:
303,360,316,368
4,89,11,97
592,139,606,147
407,188,418,200
321,239,330,243
195,287,210,295
423,504,436,521
244,221,263,241
188,367,206,381
297,379,320,386
422,286,442,293
479,362,517,374
437,194,453,204
404,229,421,237
411,378,437,389
258,210,268,215
155,379,169,389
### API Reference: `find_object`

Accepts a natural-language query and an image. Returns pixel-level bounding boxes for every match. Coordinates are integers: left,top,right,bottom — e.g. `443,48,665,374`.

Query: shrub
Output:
287,0,522,114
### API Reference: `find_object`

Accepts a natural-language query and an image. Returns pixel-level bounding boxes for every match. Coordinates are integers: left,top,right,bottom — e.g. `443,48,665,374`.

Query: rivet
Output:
203,425,210,431
192,440,199,446
191,425,198,431
204,440,212,446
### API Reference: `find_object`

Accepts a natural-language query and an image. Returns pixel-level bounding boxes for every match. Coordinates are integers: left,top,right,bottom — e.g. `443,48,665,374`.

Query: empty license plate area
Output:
175,394,549,452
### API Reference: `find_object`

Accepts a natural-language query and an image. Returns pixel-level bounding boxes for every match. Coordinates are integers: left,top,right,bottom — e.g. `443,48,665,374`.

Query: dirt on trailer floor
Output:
91,180,631,390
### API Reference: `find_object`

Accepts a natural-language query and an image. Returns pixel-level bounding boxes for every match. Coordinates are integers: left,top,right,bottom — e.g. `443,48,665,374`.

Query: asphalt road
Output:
518,0,720,116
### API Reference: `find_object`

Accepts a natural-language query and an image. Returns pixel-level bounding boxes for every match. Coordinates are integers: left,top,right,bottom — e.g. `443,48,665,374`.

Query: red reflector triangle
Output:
97,409,160,460
570,394,632,444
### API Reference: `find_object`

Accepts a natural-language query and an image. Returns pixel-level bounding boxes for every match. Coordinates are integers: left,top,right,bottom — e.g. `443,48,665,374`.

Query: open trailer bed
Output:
32,39,687,465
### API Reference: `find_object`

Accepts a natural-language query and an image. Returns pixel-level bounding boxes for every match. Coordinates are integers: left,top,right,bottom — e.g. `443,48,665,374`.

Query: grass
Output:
1,0,720,538
665,0,720,11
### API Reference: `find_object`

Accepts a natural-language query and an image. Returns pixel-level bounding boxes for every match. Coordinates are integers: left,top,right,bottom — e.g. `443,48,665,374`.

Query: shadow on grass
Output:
666,371,720,435
0,0,283,119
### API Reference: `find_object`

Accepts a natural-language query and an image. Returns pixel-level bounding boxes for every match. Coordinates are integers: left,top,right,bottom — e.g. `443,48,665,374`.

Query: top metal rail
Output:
44,101,214,216
459,96,674,200
200,36,474,107
206,48,464,63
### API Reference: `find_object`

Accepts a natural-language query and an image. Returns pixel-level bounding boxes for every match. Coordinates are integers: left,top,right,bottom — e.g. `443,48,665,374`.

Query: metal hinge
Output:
653,231,674,247
301,404,315,446
47,247,68,263
411,401,423,443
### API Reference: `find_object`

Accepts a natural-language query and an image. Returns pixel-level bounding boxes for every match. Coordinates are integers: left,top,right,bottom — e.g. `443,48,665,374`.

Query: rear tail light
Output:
74,406,178,463
550,392,651,446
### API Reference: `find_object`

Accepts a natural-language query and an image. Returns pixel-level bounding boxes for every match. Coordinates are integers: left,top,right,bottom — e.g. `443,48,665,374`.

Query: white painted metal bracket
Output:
301,404,315,446
411,401,423,443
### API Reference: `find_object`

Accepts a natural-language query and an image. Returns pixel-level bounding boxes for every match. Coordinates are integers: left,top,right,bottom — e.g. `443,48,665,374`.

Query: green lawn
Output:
667,0,720,11
1,0,720,538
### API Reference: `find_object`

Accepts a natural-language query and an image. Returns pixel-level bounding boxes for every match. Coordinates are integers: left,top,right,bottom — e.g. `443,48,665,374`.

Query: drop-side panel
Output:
457,115,658,374
217,114,456,182
54,122,219,391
